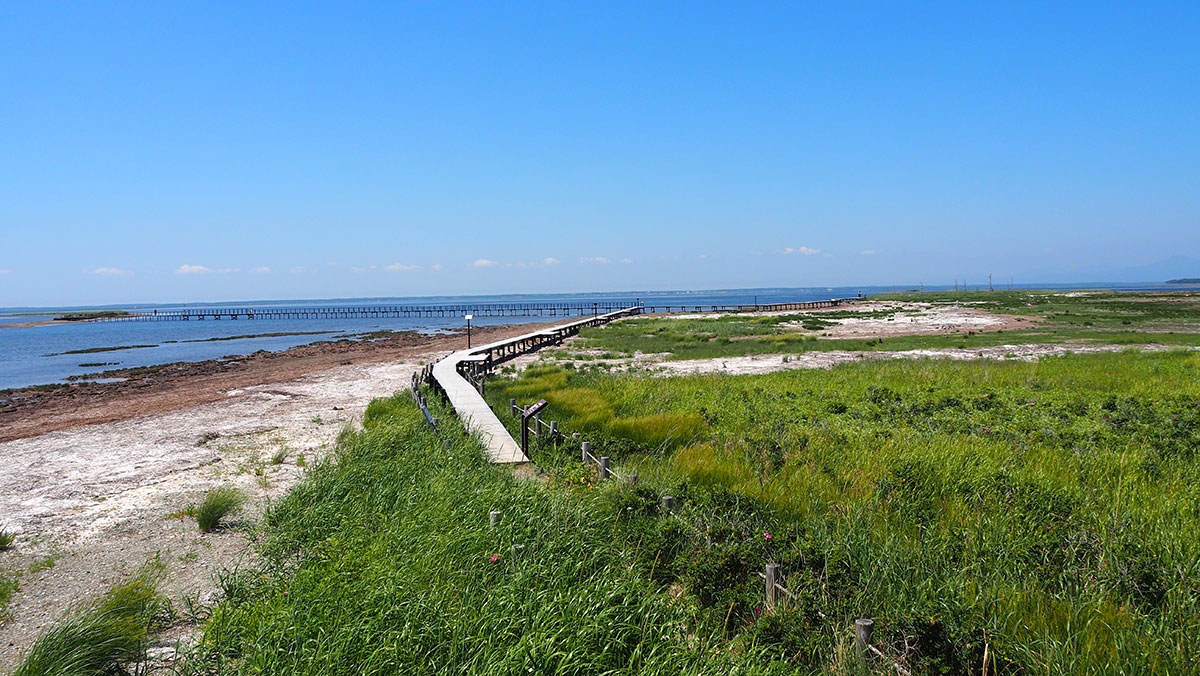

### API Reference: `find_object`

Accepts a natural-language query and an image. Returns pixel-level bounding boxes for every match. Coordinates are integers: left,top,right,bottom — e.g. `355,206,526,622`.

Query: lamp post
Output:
465,314,473,348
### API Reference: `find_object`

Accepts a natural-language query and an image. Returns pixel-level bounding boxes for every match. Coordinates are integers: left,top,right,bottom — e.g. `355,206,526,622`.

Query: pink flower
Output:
489,554,499,563
754,606,763,616
763,532,772,540
282,590,289,595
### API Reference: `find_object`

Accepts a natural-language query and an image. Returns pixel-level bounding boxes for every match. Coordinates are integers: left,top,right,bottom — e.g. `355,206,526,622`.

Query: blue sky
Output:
1,2,1197,307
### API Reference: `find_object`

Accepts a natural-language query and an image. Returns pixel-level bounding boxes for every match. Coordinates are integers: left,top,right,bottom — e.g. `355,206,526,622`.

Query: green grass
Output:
485,351,1200,673
182,398,814,675
11,569,165,676
196,487,245,532
570,290,1200,361
0,571,17,616
0,527,15,550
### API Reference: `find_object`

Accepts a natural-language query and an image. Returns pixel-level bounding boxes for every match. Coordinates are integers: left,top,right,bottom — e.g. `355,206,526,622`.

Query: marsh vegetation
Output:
485,347,1200,673
567,290,1200,361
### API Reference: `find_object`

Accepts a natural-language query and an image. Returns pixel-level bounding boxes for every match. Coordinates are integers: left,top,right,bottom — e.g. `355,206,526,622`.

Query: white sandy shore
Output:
0,360,415,669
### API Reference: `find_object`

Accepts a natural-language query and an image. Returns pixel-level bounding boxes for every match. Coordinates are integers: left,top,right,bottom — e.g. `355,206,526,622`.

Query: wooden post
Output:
661,496,675,512
550,421,558,439
509,398,516,416
599,456,610,480
855,618,874,658
511,544,525,564
765,563,780,611
581,441,591,463
630,473,638,486
489,510,501,529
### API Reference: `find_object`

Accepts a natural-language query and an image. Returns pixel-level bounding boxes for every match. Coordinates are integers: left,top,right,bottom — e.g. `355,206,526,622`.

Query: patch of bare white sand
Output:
0,360,414,668
649,344,1190,377
784,302,1011,337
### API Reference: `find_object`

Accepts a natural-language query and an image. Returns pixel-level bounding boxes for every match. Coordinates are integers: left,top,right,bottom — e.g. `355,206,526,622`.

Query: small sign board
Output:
522,399,548,419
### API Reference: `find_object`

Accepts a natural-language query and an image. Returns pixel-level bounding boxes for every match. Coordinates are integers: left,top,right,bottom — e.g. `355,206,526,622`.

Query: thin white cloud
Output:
351,265,377,274
782,246,821,256
621,258,633,264
0,269,10,274
579,256,610,265
175,264,213,275
860,249,878,256
386,263,423,272
474,259,498,268
430,263,443,271
290,266,306,275
216,267,239,274
516,257,560,269
250,266,271,274
88,266,134,277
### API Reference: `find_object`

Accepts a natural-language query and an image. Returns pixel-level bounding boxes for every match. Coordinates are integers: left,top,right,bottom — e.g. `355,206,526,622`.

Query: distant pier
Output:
99,298,855,322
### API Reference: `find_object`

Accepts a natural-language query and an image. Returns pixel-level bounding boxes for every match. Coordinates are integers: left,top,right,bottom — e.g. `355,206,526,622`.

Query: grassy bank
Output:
485,350,1200,673
179,396,816,675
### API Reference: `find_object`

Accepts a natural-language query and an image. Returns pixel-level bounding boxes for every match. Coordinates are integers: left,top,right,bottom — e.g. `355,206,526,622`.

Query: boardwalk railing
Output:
453,306,642,391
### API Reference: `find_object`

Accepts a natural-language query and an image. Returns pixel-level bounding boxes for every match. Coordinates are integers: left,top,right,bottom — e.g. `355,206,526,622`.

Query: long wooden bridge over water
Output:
100,298,855,321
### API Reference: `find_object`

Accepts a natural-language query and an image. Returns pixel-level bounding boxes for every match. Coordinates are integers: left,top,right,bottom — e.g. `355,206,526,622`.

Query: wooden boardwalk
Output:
430,307,641,464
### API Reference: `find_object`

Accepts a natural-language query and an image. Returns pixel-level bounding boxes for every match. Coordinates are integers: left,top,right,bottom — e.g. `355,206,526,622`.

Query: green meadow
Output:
560,290,1200,361
485,349,1200,673
12,291,1200,675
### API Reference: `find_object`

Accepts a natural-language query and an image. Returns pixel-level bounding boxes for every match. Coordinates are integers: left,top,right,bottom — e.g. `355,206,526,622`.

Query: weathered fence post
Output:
765,563,780,611
661,496,676,512
581,441,591,463
550,421,558,440
509,398,516,416
854,618,874,659
599,456,610,480
489,510,501,529
630,472,638,486
511,544,525,564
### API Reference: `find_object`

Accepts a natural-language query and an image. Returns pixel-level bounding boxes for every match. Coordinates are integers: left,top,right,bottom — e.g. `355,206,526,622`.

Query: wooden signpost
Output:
520,399,548,455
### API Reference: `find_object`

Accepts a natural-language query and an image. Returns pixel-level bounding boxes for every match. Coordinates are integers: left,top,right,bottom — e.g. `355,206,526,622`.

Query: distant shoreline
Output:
0,319,553,443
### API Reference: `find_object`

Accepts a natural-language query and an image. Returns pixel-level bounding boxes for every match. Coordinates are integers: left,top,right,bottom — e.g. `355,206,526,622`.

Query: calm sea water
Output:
0,284,1188,390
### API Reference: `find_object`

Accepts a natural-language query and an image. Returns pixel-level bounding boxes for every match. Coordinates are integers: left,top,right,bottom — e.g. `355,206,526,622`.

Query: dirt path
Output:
0,321,552,669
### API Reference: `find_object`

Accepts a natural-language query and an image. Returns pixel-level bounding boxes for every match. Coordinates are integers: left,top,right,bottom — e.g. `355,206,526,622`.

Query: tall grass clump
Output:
12,570,165,676
0,526,15,549
196,486,245,532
